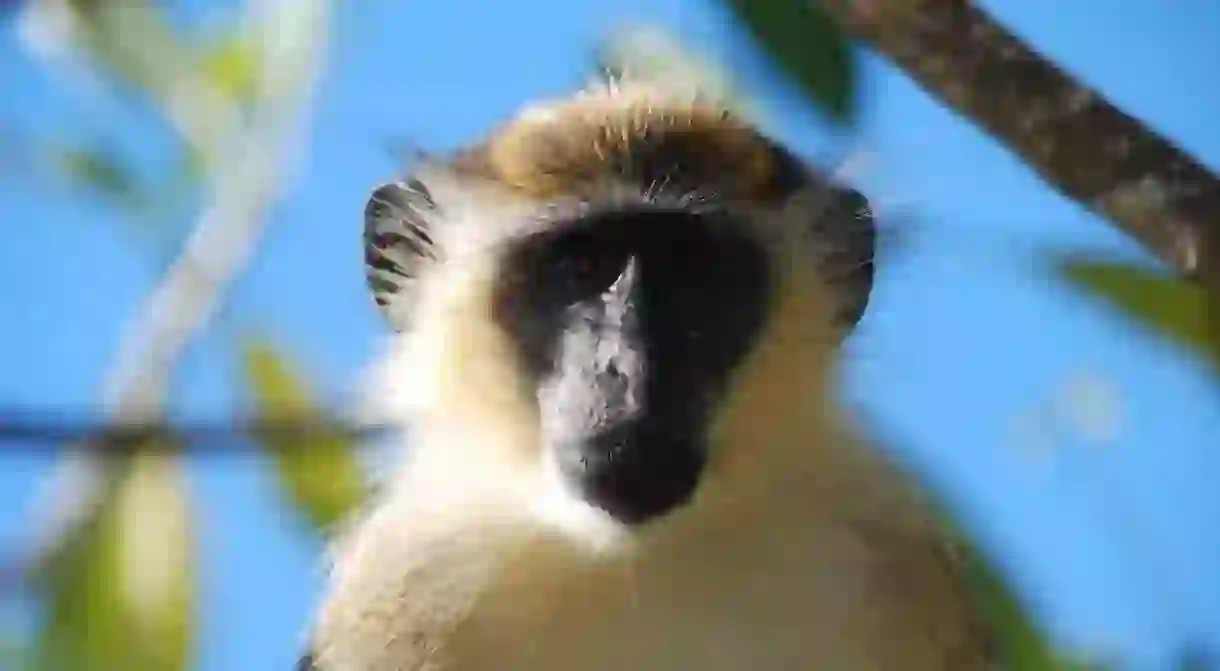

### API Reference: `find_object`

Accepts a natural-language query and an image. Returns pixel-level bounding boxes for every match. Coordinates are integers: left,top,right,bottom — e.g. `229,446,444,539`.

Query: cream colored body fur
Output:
311,239,993,670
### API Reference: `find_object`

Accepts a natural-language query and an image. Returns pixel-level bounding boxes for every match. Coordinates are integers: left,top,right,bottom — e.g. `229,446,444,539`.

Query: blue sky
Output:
1,0,1218,669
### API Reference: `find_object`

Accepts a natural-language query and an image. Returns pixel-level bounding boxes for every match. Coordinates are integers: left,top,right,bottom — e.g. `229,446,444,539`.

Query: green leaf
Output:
241,338,369,533
40,139,202,245
35,452,196,671
854,416,1112,669
933,515,1068,670
934,512,1118,670
198,31,260,107
69,3,188,98
52,144,144,210
720,0,858,124
1060,258,1218,371
0,636,32,671
66,0,109,15
905,471,1099,669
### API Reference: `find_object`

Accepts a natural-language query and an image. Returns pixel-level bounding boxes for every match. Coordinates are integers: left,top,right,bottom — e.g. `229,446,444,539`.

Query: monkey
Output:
297,79,999,670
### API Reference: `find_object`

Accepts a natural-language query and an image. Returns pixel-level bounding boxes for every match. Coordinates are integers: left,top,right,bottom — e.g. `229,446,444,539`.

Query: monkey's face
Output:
493,205,773,525
363,83,875,533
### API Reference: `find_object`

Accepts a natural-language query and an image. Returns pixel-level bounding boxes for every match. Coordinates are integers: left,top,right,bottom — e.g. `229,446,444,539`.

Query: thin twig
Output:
0,411,388,449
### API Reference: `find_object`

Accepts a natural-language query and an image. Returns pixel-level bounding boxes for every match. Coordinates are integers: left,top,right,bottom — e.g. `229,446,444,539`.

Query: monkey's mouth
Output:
550,419,707,526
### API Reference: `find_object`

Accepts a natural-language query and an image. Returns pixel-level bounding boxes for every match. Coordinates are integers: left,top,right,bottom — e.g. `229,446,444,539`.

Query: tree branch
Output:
820,0,1220,296
0,410,387,450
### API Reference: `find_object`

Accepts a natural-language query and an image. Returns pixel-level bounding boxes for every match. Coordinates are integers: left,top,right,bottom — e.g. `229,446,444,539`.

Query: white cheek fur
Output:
352,255,640,556
530,446,635,555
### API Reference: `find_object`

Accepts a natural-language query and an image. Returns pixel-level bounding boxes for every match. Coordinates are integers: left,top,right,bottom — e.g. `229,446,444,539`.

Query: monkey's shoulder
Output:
308,493,530,669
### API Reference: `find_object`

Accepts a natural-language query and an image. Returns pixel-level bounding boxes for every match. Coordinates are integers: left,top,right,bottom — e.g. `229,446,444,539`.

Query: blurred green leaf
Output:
961,549,1111,670
242,339,369,533
51,143,145,211
720,0,858,124
36,452,196,671
902,471,1097,670
69,2,186,97
858,411,1106,670
38,139,209,248
1060,259,1218,371
66,0,111,15
0,636,31,671
198,31,260,107
945,523,1069,670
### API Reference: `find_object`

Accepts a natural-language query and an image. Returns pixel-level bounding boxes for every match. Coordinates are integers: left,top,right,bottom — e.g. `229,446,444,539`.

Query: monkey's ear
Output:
364,177,441,331
812,185,876,330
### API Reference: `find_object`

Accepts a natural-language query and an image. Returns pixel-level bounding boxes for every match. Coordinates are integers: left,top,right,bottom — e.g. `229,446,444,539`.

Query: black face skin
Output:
493,207,774,525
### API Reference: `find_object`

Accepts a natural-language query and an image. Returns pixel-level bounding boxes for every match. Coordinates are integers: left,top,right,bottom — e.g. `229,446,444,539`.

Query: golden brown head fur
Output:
305,78,995,671
472,82,778,201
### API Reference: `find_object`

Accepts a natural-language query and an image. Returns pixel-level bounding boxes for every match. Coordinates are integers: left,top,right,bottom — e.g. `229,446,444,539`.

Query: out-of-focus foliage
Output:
21,0,254,170
717,0,857,124
1060,258,1218,373
197,30,261,109
31,134,206,249
10,0,346,669
0,636,31,671
50,142,142,211
960,543,1067,670
935,503,1104,671
35,0,195,108
49,0,163,85
33,452,195,671
242,339,369,533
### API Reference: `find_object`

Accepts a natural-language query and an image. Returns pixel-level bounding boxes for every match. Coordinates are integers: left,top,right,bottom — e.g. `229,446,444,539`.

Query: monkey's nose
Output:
556,421,705,525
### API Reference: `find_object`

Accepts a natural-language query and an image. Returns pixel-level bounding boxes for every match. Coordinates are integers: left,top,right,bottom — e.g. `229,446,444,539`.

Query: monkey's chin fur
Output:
308,256,994,671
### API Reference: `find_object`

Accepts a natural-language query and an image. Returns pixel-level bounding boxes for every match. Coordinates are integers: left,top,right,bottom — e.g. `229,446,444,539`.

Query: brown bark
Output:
820,0,1220,298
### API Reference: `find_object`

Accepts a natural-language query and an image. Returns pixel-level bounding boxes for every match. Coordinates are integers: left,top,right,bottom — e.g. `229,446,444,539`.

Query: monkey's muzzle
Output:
534,251,708,525
554,418,707,526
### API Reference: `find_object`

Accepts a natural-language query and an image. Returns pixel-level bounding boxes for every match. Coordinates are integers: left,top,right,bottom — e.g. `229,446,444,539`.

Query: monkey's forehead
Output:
449,82,808,205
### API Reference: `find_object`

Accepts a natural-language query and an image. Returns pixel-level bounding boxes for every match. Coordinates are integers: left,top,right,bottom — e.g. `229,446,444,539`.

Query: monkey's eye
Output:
558,246,629,299
534,229,631,307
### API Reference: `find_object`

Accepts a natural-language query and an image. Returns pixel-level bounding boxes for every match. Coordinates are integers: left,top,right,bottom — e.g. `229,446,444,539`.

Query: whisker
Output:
625,552,642,613
645,173,675,202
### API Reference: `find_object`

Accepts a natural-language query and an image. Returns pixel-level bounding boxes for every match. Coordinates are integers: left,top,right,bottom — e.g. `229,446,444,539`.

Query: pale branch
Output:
17,0,244,167
22,144,290,574
820,0,1220,296
16,0,335,584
